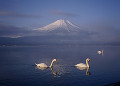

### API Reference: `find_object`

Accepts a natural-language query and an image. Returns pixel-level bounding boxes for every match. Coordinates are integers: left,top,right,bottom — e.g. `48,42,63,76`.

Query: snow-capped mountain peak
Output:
34,19,80,32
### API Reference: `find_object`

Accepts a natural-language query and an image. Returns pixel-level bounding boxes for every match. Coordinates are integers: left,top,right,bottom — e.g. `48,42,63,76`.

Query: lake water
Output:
0,45,120,86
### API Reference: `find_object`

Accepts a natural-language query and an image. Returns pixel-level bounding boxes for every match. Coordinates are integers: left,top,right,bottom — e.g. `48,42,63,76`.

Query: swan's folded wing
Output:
75,63,86,67
36,66,48,70
36,63,48,67
75,63,87,70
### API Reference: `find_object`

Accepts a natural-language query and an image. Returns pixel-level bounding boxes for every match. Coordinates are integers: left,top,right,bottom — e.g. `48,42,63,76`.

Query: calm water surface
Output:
0,45,120,86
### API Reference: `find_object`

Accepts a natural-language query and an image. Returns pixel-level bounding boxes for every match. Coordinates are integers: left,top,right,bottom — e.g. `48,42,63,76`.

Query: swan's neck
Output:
86,60,89,68
102,49,104,55
49,60,55,68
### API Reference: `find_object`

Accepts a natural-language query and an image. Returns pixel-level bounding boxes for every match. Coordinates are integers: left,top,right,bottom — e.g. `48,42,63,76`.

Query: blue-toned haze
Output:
0,0,120,44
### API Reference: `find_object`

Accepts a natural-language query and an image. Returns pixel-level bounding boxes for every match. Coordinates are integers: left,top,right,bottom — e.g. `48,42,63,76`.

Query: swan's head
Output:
86,58,90,62
53,59,57,62
98,51,102,54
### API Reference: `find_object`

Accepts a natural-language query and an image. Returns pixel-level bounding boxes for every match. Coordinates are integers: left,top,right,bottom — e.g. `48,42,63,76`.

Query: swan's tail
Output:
35,63,37,65
33,57,37,65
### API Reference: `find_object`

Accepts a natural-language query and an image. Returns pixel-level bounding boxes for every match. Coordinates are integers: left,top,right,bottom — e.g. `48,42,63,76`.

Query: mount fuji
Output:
0,19,117,45
0,19,97,46
34,19,81,33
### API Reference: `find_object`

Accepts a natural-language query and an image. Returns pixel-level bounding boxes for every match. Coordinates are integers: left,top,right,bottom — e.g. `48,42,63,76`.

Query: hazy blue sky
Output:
0,0,120,43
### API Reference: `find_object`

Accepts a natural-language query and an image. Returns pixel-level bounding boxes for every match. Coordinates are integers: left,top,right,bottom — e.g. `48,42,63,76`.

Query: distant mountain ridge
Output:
0,19,118,45
34,19,80,32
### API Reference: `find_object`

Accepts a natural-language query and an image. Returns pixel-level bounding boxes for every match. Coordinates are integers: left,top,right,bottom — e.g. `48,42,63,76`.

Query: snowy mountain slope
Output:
33,19,80,32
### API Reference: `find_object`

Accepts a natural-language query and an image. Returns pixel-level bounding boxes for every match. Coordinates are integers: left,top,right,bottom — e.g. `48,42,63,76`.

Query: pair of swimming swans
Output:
35,58,90,70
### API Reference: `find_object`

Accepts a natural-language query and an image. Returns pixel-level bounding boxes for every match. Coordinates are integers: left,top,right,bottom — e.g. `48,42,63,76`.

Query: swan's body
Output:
35,63,48,67
36,65,48,70
76,63,87,68
98,49,104,55
75,58,90,70
35,59,57,69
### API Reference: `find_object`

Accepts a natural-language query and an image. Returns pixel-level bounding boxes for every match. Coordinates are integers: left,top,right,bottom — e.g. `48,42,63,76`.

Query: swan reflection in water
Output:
50,67,57,77
76,67,91,76
35,65,58,77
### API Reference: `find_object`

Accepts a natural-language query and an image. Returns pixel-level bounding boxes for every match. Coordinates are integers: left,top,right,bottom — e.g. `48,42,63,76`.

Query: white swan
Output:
75,58,90,70
35,59,57,69
98,49,104,55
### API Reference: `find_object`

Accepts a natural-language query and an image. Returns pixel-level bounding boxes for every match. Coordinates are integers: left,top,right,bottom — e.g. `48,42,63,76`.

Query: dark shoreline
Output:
105,82,120,86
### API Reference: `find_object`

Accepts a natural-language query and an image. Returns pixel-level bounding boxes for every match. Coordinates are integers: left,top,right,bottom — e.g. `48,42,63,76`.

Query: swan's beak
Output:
56,60,58,62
